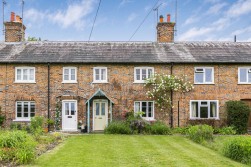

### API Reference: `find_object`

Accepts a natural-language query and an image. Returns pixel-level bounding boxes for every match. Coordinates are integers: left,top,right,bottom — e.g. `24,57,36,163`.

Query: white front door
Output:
93,100,108,131
62,100,77,131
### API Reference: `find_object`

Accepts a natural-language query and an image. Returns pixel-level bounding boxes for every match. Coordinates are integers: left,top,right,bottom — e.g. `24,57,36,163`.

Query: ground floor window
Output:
134,101,154,120
16,101,35,121
190,100,218,119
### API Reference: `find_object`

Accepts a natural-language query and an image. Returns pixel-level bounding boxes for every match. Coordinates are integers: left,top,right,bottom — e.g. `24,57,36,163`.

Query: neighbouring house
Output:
0,13,251,132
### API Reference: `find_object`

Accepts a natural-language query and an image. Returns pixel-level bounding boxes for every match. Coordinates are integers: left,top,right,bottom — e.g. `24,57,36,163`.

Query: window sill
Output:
238,83,251,85
133,81,146,84
142,118,155,121
62,81,78,84
193,83,214,85
92,81,109,84
14,81,36,84
189,118,220,120
13,119,31,122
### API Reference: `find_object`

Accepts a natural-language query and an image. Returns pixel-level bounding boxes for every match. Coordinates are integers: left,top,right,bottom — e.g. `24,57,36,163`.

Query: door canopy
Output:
85,88,114,104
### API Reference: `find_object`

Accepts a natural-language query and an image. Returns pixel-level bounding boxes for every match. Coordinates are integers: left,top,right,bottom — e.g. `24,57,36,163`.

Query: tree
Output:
27,36,41,41
145,74,194,127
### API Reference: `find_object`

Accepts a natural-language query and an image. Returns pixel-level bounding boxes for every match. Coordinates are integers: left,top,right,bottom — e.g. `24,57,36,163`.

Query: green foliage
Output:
145,121,172,135
30,116,44,137
0,106,5,126
214,126,236,135
226,101,251,134
55,101,61,130
27,36,41,41
145,74,194,111
104,121,131,134
223,137,251,165
172,126,190,134
10,122,22,130
187,125,214,143
0,130,37,165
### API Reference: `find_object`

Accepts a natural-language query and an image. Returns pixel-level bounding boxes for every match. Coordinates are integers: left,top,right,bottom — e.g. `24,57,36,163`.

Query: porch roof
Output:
85,89,114,104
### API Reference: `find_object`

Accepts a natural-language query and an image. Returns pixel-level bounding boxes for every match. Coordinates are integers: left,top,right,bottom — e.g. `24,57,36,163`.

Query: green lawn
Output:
29,135,247,167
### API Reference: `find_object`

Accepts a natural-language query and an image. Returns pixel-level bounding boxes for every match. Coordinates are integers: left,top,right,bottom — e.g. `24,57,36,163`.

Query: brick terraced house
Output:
0,13,251,132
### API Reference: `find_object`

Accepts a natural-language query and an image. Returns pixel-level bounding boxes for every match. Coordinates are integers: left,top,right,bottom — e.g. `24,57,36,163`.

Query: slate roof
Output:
0,41,251,64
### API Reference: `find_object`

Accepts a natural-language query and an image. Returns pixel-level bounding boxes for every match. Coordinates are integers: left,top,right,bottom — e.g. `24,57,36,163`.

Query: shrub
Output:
226,101,251,134
145,121,172,135
30,116,44,137
187,125,214,143
172,126,190,135
10,122,22,130
0,106,5,127
0,131,37,165
214,126,236,135
223,137,251,165
104,121,131,134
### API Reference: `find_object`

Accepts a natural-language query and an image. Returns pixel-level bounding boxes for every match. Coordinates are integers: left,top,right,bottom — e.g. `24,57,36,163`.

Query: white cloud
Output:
231,26,251,36
178,27,214,41
226,0,251,17
206,2,227,15
204,0,222,4
127,13,137,22
119,0,133,7
184,16,200,25
49,0,96,30
25,8,46,23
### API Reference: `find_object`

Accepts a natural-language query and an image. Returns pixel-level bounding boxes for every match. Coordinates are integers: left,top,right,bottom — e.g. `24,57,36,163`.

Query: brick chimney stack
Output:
4,12,26,42
157,14,175,43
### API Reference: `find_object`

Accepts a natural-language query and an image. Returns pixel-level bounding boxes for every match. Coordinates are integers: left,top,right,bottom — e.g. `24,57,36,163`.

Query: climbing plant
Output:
55,100,61,130
0,106,5,127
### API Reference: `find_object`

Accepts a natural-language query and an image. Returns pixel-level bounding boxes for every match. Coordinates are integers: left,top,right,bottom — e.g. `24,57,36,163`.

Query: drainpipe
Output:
170,63,174,128
47,63,50,130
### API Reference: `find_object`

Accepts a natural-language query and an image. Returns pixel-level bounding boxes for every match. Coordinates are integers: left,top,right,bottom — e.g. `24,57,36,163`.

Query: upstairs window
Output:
194,67,214,84
190,100,218,119
15,67,35,83
63,67,77,83
93,67,107,83
134,67,154,83
16,101,35,121
134,101,154,120
238,67,251,84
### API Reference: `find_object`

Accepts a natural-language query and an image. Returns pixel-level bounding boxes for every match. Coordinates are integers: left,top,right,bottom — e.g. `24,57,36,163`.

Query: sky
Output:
1,0,251,42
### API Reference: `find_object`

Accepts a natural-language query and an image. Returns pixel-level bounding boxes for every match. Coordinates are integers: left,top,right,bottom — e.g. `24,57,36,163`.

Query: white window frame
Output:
134,67,154,83
62,67,77,83
15,67,36,83
238,67,251,84
93,67,108,83
190,100,219,119
14,101,35,121
134,101,154,120
194,67,214,84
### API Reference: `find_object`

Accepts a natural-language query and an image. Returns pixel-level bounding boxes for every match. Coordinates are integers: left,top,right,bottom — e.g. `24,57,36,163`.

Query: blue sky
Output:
1,0,251,42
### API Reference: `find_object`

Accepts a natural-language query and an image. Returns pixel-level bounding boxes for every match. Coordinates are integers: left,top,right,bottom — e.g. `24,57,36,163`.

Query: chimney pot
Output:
167,14,171,22
16,15,22,23
159,15,163,23
10,12,15,22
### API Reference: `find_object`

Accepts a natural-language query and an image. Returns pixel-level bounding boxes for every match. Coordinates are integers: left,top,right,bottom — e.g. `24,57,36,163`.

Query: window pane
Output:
248,72,251,83
195,73,204,83
71,103,75,115
200,106,208,118
17,102,22,117
210,102,217,118
71,69,75,80
29,69,34,81
142,69,146,80
101,69,106,81
191,102,198,117
96,103,100,116
148,69,153,78
148,102,153,117
23,102,28,117
64,69,69,80
95,69,99,80
30,102,35,115
205,69,212,82
141,102,147,117
65,103,69,115
240,69,247,82
17,69,22,80
101,103,105,116
23,69,28,80
135,102,140,112
201,101,208,105
136,69,140,80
